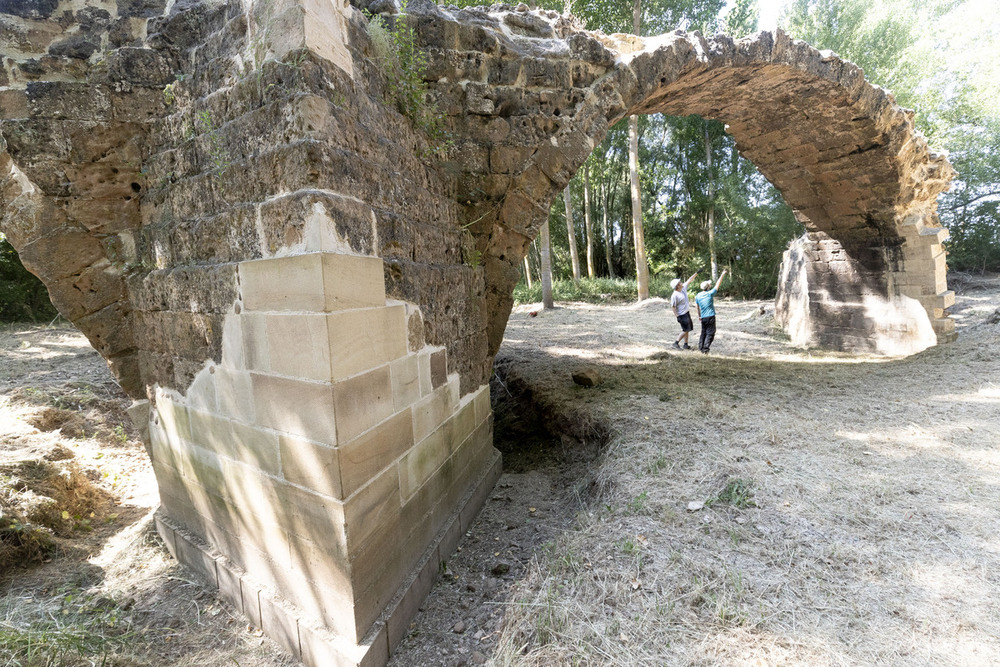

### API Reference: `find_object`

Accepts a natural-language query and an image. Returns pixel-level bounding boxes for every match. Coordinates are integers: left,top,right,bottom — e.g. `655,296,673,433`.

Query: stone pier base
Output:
155,448,501,667
776,233,940,355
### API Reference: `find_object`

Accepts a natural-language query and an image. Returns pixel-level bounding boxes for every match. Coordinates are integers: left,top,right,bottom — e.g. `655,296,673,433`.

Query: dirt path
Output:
2,276,998,666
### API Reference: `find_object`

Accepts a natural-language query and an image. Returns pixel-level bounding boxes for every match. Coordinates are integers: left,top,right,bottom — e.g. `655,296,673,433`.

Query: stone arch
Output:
0,1,957,665
411,4,955,357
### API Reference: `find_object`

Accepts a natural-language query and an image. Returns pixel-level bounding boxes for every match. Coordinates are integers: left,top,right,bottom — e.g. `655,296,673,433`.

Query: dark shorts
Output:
676,312,693,332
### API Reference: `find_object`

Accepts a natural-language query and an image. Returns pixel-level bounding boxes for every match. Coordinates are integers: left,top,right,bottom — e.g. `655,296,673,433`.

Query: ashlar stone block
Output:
240,253,385,313
410,374,460,443
252,373,337,444
390,353,421,412
214,367,255,424
339,410,414,499
229,420,282,476
259,595,301,659
280,433,343,499
154,394,192,446
343,466,401,557
266,313,333,381
332,365,394,444
472,384,491,424
398,419,453,502
328,306,407,380
269,480,348,552
220,313,245,369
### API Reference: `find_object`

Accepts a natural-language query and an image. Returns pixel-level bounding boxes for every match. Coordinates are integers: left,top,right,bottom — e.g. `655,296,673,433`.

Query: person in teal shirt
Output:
693,269,729,354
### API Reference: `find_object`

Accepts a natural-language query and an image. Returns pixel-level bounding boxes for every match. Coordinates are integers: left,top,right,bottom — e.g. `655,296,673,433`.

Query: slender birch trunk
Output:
602,181,614,277
583,163,595,278
540,217,554,309
563,184,581,285
629,0,649,301
704,122,718,281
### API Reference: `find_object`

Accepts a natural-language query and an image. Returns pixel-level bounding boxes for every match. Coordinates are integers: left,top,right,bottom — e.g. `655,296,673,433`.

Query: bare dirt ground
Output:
1,274,998,666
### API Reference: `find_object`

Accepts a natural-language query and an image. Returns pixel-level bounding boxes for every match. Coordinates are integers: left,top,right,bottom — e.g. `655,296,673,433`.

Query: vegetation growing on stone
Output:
366,3,449,150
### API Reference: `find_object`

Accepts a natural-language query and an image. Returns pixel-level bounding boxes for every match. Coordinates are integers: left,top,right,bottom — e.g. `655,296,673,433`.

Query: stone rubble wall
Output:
776,232,939,354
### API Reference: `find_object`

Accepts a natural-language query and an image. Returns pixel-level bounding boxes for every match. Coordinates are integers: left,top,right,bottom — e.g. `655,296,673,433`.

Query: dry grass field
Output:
475,275,1000,666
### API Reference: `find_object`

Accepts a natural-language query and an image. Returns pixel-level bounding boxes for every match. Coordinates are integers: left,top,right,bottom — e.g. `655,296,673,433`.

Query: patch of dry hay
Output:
491,279,1000,665
0,458,115,570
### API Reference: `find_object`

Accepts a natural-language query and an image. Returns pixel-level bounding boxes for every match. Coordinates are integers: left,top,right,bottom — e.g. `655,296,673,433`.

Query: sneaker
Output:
702,348,710,354
672,341,681,349
682,344,692,350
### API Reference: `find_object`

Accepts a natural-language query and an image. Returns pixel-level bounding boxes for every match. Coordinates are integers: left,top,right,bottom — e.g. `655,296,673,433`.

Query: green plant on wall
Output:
195,111,230,174
366,3,449,150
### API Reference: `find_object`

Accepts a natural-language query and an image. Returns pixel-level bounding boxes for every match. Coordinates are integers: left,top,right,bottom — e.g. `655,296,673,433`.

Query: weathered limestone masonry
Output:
0,0,954,664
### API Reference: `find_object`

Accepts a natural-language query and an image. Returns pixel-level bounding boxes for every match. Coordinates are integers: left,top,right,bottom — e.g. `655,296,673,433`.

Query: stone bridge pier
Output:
0,0,953,664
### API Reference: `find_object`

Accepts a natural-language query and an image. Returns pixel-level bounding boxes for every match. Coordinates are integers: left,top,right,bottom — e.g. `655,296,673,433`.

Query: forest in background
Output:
1,0,997,319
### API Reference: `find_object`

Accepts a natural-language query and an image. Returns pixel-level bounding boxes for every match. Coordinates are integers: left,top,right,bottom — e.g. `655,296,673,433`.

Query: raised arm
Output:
714,269,729,291
684,271,699,287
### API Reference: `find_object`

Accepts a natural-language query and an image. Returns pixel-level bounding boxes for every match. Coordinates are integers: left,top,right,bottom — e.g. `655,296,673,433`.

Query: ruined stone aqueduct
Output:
0,0,955,663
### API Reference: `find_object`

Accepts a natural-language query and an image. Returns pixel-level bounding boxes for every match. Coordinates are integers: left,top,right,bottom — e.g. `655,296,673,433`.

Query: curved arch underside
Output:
0,3,956,402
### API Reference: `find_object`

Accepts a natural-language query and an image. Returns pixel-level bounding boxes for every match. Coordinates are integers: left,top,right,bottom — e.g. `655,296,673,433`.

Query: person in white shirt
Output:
669,271,699,350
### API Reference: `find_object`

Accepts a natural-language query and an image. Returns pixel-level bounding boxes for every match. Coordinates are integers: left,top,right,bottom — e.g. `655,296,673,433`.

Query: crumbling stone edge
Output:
154,448,501,667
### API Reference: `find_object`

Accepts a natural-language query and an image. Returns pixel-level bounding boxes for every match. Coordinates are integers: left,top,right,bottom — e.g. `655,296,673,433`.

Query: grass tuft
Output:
709,478,755,509
0,589,141,667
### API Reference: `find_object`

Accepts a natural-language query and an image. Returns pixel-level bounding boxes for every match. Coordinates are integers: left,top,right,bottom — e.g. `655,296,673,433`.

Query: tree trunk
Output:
540,217,554,309
583,163,595,278
563,184,581,285
601,178,614,277
629,115,649,301
621,202,634,277
629,0,649,301
704,122,718,281
523,255,533,288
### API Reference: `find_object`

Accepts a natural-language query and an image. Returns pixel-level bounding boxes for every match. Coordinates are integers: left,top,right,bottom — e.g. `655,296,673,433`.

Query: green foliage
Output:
783,0,922,103
461,229,483,269
195,110,230,174
782,0,1000,272
627,490,650,515
709,478,755,508
0,237,56,323
573,0,727,35
513,275,680,304
367,5,449,149
722,0,758,37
